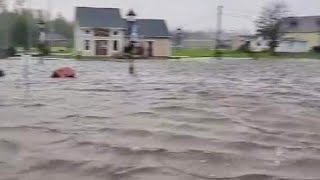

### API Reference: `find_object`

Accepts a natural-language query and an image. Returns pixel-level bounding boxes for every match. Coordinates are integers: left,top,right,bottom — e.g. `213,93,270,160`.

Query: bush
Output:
7,47,16,57
74,54,81,59
238,41,251,52
313,46,320,53
38,44,50,56
73,51,82,59
214,50,222,57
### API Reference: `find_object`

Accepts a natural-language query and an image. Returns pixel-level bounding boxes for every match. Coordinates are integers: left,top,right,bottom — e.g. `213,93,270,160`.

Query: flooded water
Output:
1,58,320,180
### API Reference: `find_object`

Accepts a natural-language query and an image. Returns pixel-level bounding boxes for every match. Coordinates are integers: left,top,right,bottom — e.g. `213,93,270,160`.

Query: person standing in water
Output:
129,59,135,74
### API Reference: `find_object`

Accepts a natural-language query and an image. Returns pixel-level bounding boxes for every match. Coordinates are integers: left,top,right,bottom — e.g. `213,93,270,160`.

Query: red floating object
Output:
51,67,76,78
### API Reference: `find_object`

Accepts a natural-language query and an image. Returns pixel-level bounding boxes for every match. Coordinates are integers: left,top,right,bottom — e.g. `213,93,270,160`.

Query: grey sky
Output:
10,0,320,32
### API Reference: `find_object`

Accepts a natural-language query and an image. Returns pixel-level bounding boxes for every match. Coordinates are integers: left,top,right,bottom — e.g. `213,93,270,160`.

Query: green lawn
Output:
172,48,320,59
172,48,260,58
172,48,216,57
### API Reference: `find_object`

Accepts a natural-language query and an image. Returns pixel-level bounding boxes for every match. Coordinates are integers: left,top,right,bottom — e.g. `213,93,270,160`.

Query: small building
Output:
232,35,253,50
134,19,171,57
280,16,320,51
232,35,269,52
46,32,69,47
74,7,171,57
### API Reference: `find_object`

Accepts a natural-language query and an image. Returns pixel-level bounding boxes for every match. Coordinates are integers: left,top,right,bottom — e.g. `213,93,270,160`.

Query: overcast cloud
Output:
9,0,320,32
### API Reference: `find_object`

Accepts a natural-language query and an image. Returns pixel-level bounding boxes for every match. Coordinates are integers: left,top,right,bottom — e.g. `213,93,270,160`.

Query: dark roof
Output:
76,7,126,28
280,16,320,33
134,19,170,38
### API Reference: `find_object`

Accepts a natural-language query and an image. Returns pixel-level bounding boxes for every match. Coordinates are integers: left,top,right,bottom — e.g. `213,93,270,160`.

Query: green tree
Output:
0,11,16,48
0,10,72,50
256,2,289,55
51,14,74,47
12,15,28,49
8,10,38,50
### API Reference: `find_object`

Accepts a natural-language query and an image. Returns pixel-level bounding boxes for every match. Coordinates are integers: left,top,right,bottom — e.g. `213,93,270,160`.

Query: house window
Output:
84,40,90,50
113,31,119,35
289,21,298,28
84,29,90,34
113,41,118,51
94,28,109,37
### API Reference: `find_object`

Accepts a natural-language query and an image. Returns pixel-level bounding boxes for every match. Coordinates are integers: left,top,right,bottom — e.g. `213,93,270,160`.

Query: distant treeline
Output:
0,10,73,49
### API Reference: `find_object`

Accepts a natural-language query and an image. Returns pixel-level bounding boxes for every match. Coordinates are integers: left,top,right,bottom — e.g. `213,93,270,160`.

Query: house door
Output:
147,41,153,57
95,40,108,56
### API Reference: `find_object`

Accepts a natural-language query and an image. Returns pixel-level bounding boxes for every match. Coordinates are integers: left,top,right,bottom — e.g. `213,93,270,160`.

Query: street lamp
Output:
37,19,48,57
126,9,137,73
172,28,183,57
127,9,138,52
176,28,183,48
127,9,137,22
37,20,46,43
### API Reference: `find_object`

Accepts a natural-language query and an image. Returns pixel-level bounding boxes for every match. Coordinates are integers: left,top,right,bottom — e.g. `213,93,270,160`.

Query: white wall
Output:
143,39,171,57
276,41,309,53
109,30,125,56
74,24,94,56
74,26,125,56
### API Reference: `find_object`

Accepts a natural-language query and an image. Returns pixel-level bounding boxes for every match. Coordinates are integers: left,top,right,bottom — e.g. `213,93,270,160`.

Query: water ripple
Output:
1,59,320,180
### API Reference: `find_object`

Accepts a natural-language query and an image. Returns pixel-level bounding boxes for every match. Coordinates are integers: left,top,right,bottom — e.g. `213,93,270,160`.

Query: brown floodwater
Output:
1,58,320,180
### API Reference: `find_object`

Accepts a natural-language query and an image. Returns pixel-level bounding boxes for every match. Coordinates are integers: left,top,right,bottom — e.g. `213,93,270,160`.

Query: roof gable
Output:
76,7,126,28
134,19,170,38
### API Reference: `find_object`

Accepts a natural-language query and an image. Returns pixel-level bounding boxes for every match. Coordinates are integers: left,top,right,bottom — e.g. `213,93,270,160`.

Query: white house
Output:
74,7,171,57
279,16,320,51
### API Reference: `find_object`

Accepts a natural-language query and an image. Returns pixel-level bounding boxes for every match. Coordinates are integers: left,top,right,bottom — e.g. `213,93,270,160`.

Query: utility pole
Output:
26,0,33,52
47,0,52,32
46,0,52,55
214,5,223,58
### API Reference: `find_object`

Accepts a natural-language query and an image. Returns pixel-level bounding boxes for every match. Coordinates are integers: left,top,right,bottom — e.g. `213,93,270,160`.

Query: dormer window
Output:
113,31,118,35
289,21,298,28
94,28,110,37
